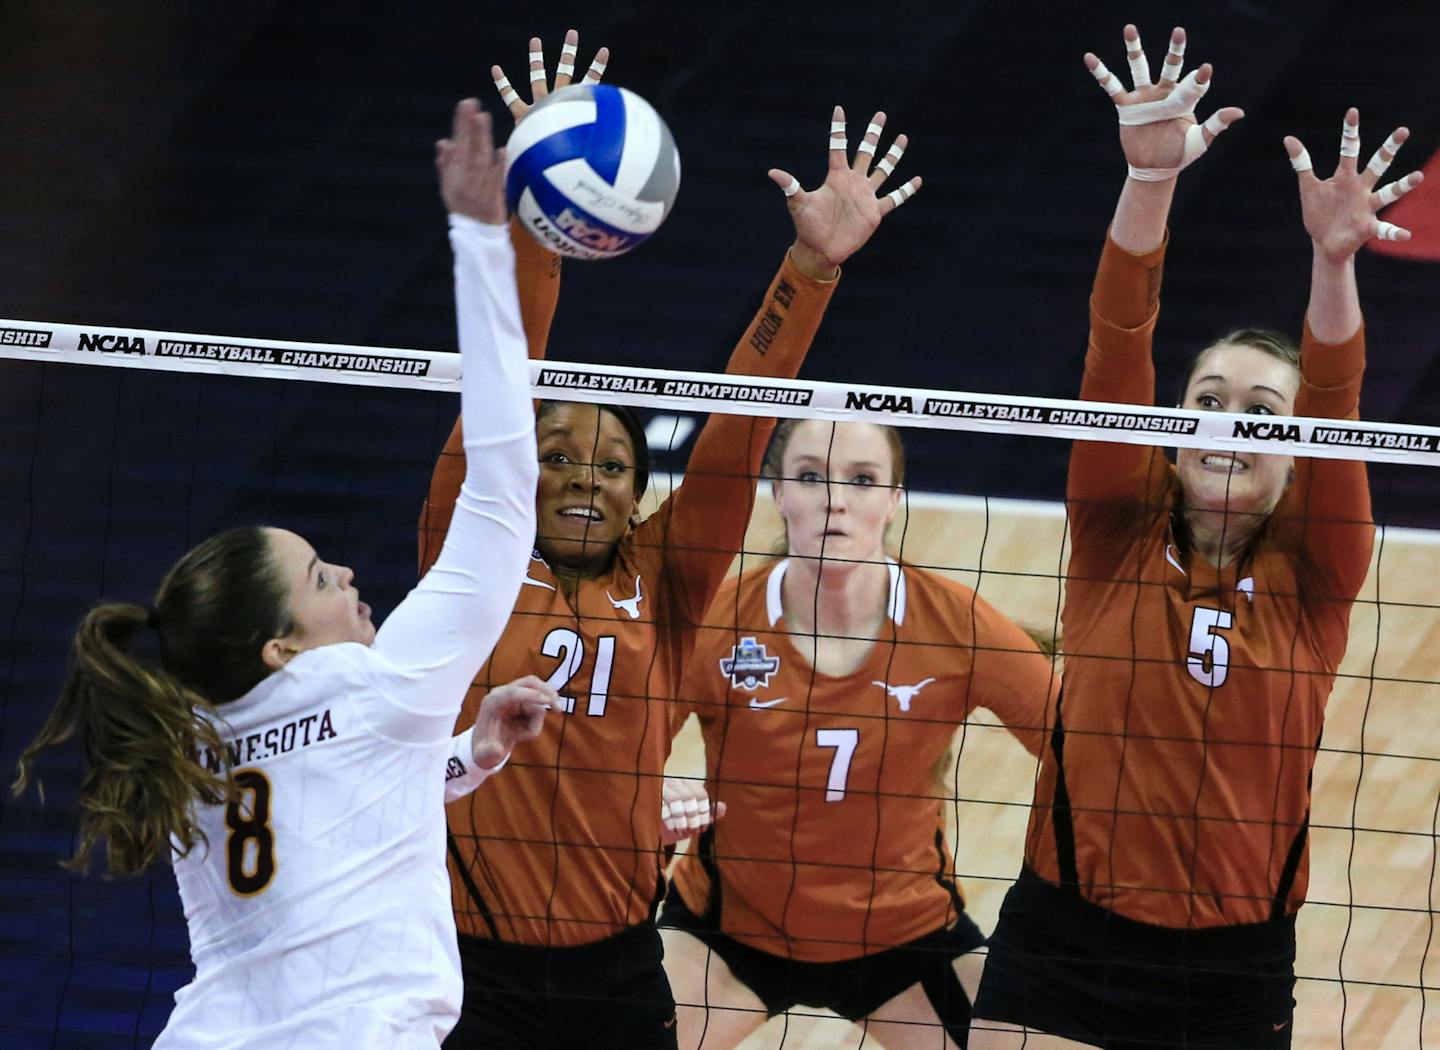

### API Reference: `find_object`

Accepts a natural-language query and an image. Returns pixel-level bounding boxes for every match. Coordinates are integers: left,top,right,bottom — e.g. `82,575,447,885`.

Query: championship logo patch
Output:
720,637,781,691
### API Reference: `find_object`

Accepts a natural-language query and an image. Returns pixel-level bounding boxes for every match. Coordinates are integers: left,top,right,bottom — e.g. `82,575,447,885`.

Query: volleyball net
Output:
2,319,1437,1049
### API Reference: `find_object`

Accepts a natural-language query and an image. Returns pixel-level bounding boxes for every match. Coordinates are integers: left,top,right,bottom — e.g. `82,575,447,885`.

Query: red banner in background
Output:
1370,148,1440,262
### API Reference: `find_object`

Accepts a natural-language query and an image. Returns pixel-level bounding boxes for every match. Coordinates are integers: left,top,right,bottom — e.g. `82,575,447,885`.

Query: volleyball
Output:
504,83,680,260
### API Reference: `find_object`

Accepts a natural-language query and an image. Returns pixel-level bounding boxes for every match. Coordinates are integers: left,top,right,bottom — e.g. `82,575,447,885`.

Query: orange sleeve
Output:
417,222,557,576
1067,231,1169,509
965,592,1058,758
510,216,562,362
1283,320,1373,600
668,633,712,742
675,620,735,732
637,253,839,625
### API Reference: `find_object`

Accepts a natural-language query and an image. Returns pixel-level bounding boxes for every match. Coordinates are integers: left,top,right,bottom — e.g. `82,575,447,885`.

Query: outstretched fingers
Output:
1159,27,1186,84
1375,220,1412,242
527,37,548,100
1374,170,1423,209
1370,125,1423,235
1086,52,1126,99
1199,106,1244,146
494,32,610,124
769,167,803,200
582,46,609,85
1169,62,1212,112
853,111,887,173
1363,126,1409,188
1124,24,1151,89
554,29,579,87
1285,134,1318,183
868,133,908,189
1337,107,1361,173
828,105,848,171
1175,105,1244,169
491,65,521,114
1113,59,1214,128
881,175,922,215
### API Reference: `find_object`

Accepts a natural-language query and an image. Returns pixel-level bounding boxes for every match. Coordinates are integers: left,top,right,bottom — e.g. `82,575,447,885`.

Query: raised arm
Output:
652,106,923,623
1279,110,1420,596
368,101,538,741
1070,25,1243,510
493,29,611,361
418,32,609,574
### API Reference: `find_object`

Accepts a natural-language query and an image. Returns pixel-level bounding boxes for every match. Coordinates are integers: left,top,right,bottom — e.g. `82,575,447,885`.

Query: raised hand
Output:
471,675,557,769
1085,25,1243,180
770,106,923,278
661,776,725,846
436,99,506,224
492,29,609,124
1286,109,1424,261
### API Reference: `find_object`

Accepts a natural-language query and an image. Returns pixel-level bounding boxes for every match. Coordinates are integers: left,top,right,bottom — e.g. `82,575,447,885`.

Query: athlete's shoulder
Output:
622,498,677,575
867,562,978,645
730,558,781,604
698,559,779,626
900,563,976,604
241,643,372,714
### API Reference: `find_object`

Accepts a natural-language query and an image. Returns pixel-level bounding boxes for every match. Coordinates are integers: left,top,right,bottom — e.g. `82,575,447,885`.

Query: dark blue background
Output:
2,1,1437,1044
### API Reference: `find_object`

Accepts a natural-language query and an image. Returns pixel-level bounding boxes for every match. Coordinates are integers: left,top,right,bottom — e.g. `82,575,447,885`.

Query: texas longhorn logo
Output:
875,677,936,713
607,574,645,618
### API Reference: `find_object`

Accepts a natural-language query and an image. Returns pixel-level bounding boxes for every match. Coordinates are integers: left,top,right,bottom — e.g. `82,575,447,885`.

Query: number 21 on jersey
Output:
542,628,617,716
1186,606,1233,688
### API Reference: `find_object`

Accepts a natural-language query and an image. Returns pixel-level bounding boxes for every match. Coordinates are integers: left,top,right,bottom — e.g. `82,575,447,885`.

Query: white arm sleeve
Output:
442,727,509,801
362,216,539,744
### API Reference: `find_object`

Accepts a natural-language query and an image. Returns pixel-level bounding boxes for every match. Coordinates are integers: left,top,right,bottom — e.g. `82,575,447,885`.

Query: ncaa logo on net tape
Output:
720,637,781,691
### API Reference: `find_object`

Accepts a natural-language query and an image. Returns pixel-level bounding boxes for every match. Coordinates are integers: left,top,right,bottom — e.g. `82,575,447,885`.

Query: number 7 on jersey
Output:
816,728,859,802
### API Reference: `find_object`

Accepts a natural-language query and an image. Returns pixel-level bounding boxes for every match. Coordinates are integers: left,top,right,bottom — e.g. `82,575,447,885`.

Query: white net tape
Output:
3,318,1437,467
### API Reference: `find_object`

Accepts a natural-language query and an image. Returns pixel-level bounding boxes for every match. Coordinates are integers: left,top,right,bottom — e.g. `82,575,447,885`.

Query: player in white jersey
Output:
13,100,547,1049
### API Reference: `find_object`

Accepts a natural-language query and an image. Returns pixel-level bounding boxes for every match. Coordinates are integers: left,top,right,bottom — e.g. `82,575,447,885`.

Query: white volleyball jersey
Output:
155,216,538,1049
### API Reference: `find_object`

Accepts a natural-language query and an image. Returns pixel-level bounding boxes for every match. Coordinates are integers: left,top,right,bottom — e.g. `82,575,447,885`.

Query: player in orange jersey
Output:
420,32,924,1050
970,24,1421,1050
660,419,1057,1049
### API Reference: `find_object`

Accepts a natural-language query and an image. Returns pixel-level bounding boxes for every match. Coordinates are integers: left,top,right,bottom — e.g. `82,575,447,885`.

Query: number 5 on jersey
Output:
1186,607,1233,688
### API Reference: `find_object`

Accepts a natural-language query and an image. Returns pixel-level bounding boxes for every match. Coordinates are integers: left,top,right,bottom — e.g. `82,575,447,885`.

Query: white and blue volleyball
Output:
505,83,680,260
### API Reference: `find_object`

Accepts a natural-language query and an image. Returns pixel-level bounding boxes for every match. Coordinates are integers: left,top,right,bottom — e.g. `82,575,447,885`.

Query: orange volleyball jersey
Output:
1023,234,1372,929
419,233,838,946
671,558,1056,962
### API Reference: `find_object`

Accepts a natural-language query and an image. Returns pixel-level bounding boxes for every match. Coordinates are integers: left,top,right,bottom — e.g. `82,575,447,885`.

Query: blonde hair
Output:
762,420,907,556
1179,327,1301,404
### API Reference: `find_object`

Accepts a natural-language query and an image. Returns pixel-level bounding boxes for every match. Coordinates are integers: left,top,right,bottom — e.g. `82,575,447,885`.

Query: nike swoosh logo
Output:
748,697,787,709
523,575,555,590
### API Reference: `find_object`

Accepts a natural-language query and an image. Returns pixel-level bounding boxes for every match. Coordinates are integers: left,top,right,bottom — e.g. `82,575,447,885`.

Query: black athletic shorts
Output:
443,922,678,1050
973,867,1298,1049
658,886,982,1044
